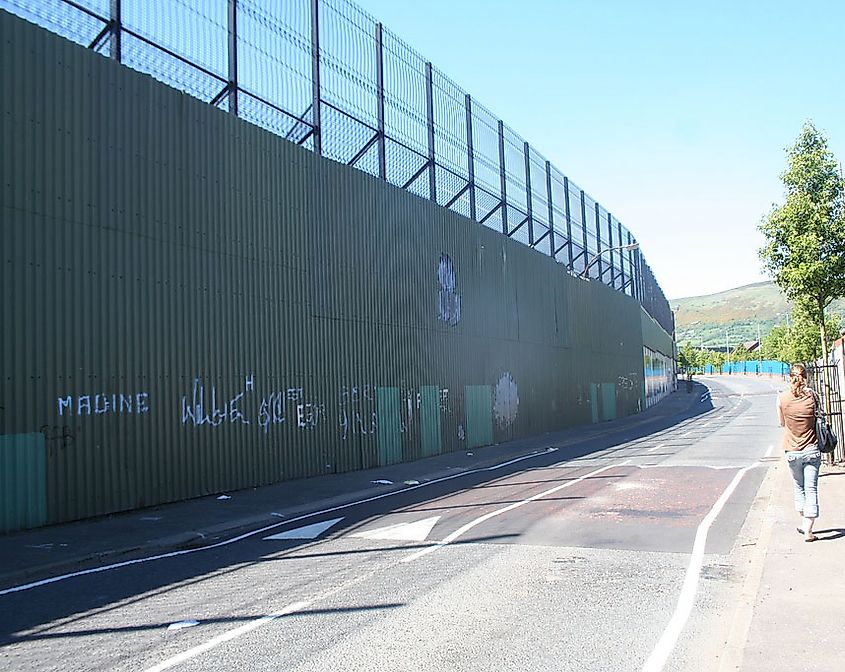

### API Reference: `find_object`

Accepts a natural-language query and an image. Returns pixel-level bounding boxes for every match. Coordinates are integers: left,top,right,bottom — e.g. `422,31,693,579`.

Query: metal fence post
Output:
109,0,121,63
594,201,602,280
563,177,573,268
465,94,476,221
579,190,588,271
310,0,322,156
227,0,238,116
375,22,386,180
498,120,508,235
425,62,436,202
606,212,614,286
545,161,555,258
523,142,533,245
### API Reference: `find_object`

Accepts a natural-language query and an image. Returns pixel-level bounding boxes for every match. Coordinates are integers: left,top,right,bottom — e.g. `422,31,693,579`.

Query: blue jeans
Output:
786,449,821,518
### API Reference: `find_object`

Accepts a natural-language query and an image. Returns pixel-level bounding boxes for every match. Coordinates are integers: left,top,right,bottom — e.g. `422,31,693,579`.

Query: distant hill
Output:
671,282,845,348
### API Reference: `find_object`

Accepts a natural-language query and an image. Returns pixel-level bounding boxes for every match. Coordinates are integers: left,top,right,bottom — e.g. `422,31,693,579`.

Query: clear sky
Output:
351,0,845,300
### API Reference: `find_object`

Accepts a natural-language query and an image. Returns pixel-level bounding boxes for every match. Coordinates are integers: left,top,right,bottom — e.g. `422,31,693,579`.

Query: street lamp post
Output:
580,242,640,279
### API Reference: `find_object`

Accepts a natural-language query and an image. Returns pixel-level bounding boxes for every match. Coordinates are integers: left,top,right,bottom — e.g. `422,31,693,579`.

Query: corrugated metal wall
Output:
0,10,670,531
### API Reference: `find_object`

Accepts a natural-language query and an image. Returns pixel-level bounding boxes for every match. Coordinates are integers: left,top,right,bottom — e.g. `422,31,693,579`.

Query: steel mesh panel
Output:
240,90,311,144
351,139,381,178
469,101,502,199
319,0,379,129
238,0,312,121
476,188,503,233
432,69,469,180
123,0,227,81
502,125,527,211
382,29,428,157
321,104,377,167
571,241,586,275
0,0,107,49
434,165,468,210
506,204,530,247
122,32,225,104
384,137,427,191
528,148,550,233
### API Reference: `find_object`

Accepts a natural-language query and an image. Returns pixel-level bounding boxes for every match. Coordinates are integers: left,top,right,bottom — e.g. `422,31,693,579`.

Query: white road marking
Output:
166,620,199,631
349,516,441,542
764,444,775,458
0,446,568,595
143,601,310,672
647,444,665,453
401,461,628,563
641,463,756,672
263,518,344,541
635,464,747,470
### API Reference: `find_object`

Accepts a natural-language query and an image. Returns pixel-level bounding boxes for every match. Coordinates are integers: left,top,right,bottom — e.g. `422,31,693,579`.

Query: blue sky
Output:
352,0,845,300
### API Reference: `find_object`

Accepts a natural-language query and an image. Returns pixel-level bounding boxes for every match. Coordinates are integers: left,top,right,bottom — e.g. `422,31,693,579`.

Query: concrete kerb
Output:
0,387,705,591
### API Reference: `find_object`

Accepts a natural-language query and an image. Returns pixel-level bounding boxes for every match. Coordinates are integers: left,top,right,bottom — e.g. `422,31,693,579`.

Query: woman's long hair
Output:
789,363,808,397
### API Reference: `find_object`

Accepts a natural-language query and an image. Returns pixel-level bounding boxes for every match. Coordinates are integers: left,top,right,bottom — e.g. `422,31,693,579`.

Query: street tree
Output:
758,121,845,369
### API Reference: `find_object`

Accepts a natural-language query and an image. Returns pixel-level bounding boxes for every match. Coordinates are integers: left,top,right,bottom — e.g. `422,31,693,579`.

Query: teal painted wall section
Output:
419,386,442,457
0,12,674,527
601,384,617,422
376,388,402,466
465,386,493,449
0,433,47,532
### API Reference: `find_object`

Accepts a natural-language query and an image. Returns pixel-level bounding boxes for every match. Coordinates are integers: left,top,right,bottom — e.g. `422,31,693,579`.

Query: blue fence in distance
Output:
708,360,789,375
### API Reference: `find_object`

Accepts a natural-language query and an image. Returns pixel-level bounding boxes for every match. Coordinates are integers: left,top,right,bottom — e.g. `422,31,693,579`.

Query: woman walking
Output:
776,364,822,542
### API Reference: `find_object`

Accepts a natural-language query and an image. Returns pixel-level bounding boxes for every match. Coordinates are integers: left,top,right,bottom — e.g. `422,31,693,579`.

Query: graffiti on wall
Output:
58,393,150,416
50,377,464,444
437,253,462,326
338,384,377,440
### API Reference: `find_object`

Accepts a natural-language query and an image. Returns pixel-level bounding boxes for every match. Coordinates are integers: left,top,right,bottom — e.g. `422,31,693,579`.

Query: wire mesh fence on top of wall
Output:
0,0,674,334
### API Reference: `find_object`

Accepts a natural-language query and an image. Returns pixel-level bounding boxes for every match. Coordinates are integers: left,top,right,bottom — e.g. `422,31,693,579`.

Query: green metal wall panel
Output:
376,387,402,466
601,383,617,422
0,433,47,532
465,386,493,450
0,11,673,528
419,386,442,457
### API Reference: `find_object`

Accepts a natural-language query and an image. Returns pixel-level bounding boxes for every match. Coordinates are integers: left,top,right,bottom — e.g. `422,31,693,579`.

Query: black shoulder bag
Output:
812,390,838,454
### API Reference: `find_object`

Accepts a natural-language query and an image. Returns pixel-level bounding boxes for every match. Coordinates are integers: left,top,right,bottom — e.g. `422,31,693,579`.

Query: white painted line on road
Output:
635,464,748,471
764,444,774,458
647,444,665,453
401,461,628,564
641,463,756,672
143,601,310,672
349,516,441,542
0,448,567,595
263,517,344,541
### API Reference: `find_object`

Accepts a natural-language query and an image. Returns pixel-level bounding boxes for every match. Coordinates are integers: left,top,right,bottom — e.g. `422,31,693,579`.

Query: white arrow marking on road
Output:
349,516,441,542
263,517,344,540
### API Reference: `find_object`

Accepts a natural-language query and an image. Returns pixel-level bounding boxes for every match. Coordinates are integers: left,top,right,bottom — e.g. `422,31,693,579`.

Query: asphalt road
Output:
0,375,784,671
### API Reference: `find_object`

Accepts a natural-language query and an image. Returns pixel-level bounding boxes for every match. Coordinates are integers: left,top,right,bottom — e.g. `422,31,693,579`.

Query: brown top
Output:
777,388,817,452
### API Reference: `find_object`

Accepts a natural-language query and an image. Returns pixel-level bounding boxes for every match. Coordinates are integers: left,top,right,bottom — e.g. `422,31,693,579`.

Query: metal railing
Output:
1,0,674,334
807,363,844,462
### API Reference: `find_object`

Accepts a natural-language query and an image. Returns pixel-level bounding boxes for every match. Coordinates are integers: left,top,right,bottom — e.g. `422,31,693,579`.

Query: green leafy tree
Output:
759,121,845,369
761,324,790,361
762,308,843,363
733,344,751,365
678,342,702,375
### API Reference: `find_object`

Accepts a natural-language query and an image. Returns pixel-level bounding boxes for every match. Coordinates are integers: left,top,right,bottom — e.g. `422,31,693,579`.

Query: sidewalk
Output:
726,459,845,672
1,386,843,670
